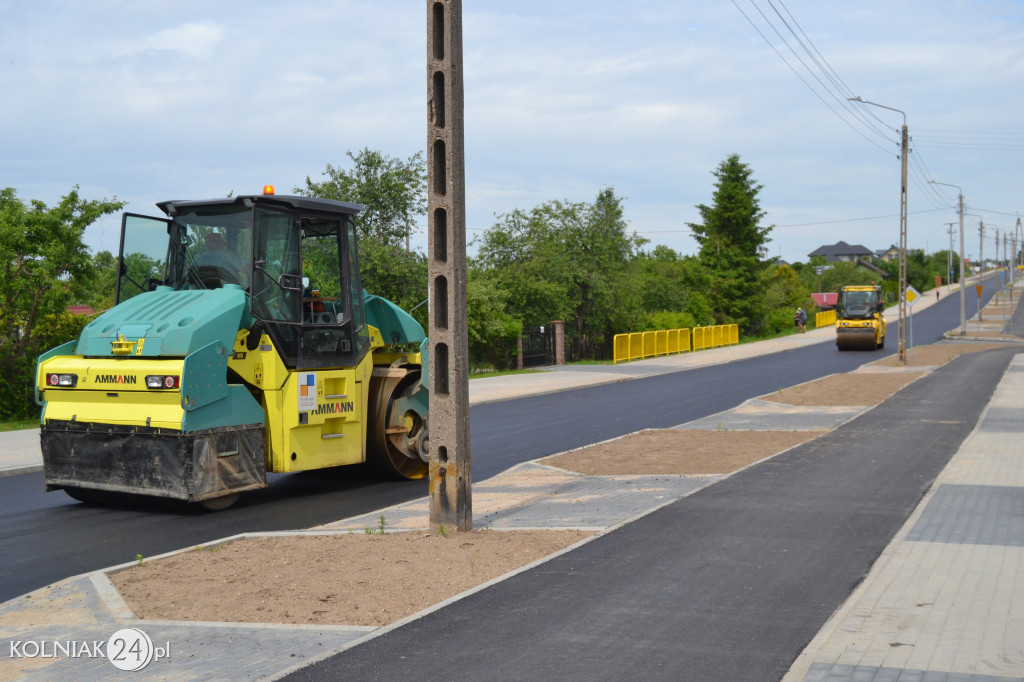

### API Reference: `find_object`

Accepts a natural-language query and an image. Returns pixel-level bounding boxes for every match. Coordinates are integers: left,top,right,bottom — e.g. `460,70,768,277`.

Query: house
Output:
807,241,875,263
875,245,900,263
66,305,95,316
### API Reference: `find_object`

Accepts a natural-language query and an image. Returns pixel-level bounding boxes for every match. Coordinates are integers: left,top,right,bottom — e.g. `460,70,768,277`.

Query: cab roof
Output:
156,194,363,217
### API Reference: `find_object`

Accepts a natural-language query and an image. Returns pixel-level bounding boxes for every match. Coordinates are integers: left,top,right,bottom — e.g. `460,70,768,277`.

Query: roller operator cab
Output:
35,192,429,510
835,284,886,351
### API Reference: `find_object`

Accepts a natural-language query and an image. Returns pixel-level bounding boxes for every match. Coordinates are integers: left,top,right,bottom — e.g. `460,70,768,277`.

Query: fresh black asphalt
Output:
288,346,1019,682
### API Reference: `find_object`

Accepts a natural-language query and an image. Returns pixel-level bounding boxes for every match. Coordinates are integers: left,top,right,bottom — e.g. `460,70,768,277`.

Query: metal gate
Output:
521,326,553,368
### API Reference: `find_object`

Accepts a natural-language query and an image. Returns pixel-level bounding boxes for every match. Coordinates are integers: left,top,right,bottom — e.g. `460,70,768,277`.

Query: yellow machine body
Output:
35,194,429,508
835,285,886,351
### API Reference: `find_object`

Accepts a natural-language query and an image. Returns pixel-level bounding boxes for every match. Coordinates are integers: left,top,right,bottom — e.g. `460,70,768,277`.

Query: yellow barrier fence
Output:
612,324,739,363
815,310,836,328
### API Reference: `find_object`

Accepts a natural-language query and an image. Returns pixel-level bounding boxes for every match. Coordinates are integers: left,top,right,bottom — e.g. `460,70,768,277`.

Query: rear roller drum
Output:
368,367,429,480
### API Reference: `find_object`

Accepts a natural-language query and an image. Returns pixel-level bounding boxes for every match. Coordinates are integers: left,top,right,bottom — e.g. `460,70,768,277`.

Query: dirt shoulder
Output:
111,530,592,627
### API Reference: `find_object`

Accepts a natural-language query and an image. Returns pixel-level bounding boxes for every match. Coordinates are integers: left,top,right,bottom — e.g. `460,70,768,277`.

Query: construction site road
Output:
0,277,1004,606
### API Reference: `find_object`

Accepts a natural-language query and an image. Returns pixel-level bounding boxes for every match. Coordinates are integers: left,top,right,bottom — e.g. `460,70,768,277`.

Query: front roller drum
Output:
367,366,429,480
836,328,880,351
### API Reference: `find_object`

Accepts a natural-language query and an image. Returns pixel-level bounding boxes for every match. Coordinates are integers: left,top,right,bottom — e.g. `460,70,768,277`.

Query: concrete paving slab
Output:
0,573,368,681
674,397,866,432
316,461,718,532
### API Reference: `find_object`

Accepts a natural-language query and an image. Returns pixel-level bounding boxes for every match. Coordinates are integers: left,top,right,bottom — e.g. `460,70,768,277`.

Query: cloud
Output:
107,22,224,60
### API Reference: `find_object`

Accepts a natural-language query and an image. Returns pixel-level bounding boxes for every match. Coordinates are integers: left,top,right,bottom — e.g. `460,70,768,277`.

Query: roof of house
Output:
66,305,95,316
807,241,875,259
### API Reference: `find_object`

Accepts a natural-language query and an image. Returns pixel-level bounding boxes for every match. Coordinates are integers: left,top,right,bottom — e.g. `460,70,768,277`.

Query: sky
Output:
2,0,1023,265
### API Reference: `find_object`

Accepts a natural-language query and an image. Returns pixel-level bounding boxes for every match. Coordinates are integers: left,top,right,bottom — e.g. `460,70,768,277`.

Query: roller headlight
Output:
145,375,180,389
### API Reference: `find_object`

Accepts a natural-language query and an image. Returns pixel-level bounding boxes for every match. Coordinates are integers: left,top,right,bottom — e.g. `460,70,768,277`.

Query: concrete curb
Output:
0,464,42,478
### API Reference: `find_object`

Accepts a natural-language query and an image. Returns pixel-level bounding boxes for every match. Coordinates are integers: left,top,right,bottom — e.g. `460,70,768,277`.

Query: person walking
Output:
795,307,807,333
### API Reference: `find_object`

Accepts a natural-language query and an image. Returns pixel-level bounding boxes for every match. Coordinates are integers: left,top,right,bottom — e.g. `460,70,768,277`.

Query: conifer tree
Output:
687,154,773,333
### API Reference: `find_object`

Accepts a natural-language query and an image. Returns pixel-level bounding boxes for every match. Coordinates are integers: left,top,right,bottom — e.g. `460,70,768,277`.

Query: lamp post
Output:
930,180,965,335
849,96,908,363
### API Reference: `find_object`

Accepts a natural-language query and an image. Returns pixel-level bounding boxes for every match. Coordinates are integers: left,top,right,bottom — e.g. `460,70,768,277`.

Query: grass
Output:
0,419,39,432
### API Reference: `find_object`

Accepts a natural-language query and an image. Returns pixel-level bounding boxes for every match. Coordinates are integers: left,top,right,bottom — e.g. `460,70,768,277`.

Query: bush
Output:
762,308,799,336
640,310,698,332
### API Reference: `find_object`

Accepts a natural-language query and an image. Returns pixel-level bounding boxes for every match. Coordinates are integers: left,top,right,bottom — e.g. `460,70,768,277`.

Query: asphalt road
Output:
0,278,1003,603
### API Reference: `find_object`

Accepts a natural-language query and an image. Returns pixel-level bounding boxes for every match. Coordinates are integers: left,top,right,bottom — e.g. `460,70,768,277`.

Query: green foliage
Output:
0,187,125,420
633,246,714,326
759,263,812,330
639,310,698,332
357,238,428,327
762,307,801,336
472,207,570,328
687,154,773,334
78,250,118,311
466,276,521,370
799,261,880,297
475,188,646,360
296,148,426,246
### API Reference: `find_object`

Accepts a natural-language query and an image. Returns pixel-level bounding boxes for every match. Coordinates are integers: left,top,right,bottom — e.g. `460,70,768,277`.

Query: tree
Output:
466,276,521,370
0,187,125,419
634,246,714,326
357,239,429,329
472,207,569,330
759,263,812,334
79,250,118,310
797,260,880,298
296,148,426,246
687,154,773,334
475,188,646,360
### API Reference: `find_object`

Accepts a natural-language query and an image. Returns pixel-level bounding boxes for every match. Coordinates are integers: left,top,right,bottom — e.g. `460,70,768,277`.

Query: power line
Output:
768,0,894,141
773,207,950,229
730,0,895,155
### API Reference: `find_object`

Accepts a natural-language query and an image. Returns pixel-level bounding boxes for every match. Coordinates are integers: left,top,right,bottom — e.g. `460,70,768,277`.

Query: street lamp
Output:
929,180,966,335
849,96,909,363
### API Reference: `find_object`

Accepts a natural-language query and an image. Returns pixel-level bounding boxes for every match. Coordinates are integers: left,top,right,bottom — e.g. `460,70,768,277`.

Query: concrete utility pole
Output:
932,181,966,335
1011,219,1019,278
850,96,908,363
979,220,984,277
945,222,955,287
426,0,471,533
896,122,908,363
979,220,985,324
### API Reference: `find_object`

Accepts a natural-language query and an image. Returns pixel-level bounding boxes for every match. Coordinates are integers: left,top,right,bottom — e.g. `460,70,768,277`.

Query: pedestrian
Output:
936,290,940,300
794,307,807,333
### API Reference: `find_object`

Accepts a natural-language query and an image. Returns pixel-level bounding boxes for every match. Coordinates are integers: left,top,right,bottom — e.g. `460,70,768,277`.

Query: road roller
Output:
835,284,886,351
35,188,428,509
